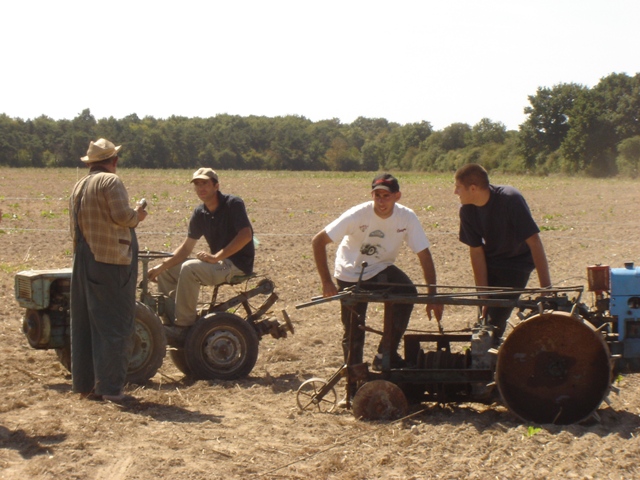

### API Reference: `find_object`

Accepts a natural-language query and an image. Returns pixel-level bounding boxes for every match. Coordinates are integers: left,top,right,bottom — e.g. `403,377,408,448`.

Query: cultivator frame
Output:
296,280,617,425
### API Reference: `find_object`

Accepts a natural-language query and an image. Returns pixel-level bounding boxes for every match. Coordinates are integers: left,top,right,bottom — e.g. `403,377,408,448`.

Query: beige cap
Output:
190,167,219,183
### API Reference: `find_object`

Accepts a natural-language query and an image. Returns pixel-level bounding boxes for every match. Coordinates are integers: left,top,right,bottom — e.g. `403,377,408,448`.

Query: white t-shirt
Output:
325,201,430,282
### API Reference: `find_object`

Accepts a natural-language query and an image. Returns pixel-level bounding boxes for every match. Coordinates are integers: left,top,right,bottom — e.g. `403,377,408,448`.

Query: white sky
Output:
1,0,638,131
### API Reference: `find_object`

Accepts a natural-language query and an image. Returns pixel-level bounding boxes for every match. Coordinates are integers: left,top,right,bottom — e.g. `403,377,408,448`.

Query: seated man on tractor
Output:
148,168,254,343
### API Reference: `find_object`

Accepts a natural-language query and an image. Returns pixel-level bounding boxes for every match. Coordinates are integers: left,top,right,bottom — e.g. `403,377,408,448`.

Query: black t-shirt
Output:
188,191,254,274
458,184,540,271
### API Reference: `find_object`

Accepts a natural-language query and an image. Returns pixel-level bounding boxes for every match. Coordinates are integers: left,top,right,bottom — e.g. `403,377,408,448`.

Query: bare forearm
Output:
469,246,488,287
527,234,552,287
148,237,195,281
202,227,252,263
417,248,437,294
312,230,337,296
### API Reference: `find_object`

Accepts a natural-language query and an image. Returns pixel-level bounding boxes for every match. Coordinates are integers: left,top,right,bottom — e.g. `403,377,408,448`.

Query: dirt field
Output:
1,168,640,479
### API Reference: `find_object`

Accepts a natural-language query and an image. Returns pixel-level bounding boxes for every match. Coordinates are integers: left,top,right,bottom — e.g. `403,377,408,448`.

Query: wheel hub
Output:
204,330,242,367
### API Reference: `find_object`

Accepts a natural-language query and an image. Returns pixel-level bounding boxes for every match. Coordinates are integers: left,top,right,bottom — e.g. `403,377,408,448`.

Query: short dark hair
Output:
455,164,489,189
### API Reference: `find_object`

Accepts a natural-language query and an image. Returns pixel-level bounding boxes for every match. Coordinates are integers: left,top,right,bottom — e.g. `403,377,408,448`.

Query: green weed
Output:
525,426,542,437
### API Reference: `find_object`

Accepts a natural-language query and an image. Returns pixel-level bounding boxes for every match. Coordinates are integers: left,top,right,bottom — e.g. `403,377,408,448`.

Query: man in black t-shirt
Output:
148,168,254,335
454,163,551,340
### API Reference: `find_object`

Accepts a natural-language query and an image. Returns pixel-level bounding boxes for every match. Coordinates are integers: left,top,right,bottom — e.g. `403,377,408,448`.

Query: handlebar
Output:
138,250,173,260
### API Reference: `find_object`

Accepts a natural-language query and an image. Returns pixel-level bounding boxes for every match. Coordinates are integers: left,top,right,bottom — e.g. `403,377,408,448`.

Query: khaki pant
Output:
157,258,244,326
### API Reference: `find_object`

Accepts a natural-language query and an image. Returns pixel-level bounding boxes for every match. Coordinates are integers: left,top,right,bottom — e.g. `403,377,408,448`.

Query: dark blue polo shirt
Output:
188,191,254,274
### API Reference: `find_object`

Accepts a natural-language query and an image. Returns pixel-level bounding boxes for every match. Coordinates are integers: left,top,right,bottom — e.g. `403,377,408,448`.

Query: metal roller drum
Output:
352,380,408,421
495,311,612,425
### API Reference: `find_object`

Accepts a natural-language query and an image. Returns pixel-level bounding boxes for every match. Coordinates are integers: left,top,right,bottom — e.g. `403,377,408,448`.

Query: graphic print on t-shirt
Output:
359,230,387,259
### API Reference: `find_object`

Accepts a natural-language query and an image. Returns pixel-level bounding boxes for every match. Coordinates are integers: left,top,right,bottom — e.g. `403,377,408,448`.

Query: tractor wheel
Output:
169,348,192,376
55,345,71,372
184,312,259,380
126,302,166,384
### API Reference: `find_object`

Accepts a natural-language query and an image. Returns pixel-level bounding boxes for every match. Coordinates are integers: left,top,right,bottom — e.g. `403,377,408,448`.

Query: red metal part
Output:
587,265,610,292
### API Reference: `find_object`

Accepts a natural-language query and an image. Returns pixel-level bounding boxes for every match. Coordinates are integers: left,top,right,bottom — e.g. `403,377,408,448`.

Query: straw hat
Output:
81,138,122,163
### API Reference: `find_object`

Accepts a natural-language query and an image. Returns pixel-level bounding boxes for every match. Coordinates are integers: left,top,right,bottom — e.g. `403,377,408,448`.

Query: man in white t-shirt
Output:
312,173,443,376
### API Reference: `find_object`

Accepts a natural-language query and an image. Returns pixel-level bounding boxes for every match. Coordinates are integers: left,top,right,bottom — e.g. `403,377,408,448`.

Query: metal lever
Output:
356,261,368,289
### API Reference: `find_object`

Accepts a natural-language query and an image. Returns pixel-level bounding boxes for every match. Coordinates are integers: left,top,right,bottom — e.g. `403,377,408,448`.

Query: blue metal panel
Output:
624,338,640,357
610,264,640,341
610,264,640,297
14,269,71,310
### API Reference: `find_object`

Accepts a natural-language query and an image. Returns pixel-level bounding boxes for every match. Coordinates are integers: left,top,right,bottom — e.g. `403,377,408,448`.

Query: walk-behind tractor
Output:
295,262,640,425
15,251,294,384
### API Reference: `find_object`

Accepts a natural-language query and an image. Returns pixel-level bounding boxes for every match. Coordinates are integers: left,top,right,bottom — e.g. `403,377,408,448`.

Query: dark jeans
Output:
337,265,417,365
70,232,138,396
485,265,532,339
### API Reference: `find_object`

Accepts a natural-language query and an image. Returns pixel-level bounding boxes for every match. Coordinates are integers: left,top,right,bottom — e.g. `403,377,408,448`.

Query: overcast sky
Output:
1,0,638,131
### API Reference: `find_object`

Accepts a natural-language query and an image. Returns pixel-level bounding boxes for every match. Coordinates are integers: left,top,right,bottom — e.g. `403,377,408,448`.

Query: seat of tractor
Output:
224,273,256,286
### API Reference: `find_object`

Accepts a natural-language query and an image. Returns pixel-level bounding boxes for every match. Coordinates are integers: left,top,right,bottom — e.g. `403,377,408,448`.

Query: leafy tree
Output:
59,109,97,167
594,73,640,139
560,73,640,176
617,135,640,178
440,123,470,151
467,118,507,147
360,140,384,171
324,137,360,171
518,83,586,170
0,114,23,166
267,115,315,170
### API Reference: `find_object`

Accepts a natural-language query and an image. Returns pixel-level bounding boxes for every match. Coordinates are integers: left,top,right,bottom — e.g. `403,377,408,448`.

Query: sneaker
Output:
337,384,358,408
372,353,383,371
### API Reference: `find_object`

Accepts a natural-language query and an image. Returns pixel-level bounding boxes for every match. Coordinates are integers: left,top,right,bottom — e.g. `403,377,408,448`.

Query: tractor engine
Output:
15,269,71,350
588,263,640,372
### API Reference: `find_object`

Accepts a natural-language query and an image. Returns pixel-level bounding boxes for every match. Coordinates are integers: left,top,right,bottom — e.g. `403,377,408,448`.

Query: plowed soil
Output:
1,168,640,479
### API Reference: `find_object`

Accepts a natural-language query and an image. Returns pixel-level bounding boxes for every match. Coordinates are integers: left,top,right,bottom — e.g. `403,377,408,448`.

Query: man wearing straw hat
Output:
69,138,147,404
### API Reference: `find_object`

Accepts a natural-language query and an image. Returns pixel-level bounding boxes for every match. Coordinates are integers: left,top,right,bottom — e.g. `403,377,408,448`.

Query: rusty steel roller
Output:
495,311,612,425
352,380,408,421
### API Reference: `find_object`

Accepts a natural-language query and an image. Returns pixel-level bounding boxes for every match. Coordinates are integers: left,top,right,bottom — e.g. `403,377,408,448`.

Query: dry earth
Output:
1,168,640,479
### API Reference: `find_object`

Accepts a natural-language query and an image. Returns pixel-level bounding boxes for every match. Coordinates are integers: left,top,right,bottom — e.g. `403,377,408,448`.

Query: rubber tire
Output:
184,312,259,380
125,302,166,384
169,348,192,376
54,302,166,384
55,345,71,372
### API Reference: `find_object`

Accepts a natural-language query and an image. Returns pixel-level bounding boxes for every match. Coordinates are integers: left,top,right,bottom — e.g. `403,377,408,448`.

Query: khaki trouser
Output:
157,258,244,326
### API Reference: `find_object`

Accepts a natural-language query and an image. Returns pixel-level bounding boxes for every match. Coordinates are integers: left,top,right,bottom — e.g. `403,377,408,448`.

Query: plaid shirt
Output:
70,170,139,265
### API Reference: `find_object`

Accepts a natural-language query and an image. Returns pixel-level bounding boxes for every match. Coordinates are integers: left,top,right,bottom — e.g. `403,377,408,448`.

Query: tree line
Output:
1,72,638,177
